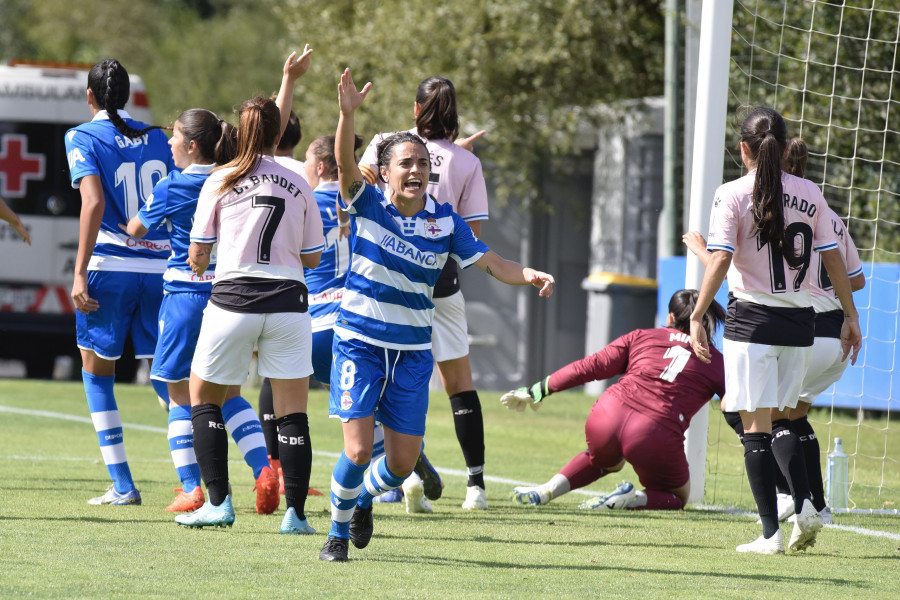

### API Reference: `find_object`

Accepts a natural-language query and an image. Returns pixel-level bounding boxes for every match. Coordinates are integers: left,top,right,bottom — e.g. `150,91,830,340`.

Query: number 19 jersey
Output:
65,110,174,273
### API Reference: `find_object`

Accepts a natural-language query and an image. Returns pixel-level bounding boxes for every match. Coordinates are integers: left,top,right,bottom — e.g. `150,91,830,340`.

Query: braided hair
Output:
415,76,459,142
374,131,429,184
176,109,237,165
668,289,725,346
87,59,159,139
740,107,802,268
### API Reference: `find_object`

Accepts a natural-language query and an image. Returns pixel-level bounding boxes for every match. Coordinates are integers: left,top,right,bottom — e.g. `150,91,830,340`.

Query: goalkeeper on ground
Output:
504,289,725,511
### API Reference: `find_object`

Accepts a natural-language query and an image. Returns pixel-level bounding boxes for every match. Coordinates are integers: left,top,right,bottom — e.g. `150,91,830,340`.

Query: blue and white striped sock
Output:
167,404,201,492
328,452,367,539
222,395,269,478
371,422,386,463
357,456,405,508
82,369,134,493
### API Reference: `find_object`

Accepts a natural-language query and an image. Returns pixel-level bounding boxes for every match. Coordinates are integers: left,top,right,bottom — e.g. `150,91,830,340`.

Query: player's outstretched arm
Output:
276,45,313,139
336,68,371,202
0,196,30,245
474,250,554,297
455,129,486,152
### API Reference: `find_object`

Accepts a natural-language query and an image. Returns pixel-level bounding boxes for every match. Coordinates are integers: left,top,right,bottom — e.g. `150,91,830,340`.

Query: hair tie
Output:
764,129,774,136
218,119,225,126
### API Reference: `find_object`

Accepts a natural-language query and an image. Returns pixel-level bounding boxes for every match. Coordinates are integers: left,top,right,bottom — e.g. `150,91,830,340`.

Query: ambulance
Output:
0,60,155,378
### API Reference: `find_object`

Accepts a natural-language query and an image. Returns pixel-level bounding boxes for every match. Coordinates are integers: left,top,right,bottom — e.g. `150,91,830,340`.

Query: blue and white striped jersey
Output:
137,163,216,293
305,181,352,332
335,183,489,350
65,110,175,273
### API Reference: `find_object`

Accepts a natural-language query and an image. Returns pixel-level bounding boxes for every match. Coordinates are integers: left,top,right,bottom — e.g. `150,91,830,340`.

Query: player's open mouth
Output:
404,178,422,191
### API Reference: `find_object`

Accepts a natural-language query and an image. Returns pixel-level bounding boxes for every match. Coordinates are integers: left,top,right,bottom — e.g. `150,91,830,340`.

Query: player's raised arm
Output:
336,68,371,202
276,45,313,139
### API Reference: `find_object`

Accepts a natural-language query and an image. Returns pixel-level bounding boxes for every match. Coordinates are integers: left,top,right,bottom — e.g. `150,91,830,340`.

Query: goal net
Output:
703,0,899,514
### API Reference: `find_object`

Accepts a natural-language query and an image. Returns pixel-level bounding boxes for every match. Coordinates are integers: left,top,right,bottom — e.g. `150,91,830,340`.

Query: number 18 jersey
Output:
65,110,175,273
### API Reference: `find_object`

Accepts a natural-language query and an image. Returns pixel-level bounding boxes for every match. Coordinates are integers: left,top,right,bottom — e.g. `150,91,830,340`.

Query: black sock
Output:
771,418,811,513
792,416,825,511
722,411,744,442
450,390,485,488
258,378,278,460
743,432,779,538
277,412,312,519
191,403,229,506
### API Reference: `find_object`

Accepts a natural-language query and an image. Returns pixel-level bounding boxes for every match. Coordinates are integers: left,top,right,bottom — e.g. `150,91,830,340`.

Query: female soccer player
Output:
505,290,725,511
319,68,554,562
685,137,866,523
124,108,283,515
688,108,861,554
174,73,324,534
65,58,175,506
358,76,492,512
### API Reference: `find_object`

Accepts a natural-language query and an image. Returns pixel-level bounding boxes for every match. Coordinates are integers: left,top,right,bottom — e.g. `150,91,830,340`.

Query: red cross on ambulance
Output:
0,134,46,197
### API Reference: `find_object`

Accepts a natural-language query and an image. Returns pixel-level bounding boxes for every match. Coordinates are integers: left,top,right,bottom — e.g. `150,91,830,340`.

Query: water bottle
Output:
826,437,849,509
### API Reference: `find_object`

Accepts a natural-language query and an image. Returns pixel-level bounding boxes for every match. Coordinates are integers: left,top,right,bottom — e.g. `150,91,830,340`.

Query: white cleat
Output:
462,485,488,510
758,492,796,524
788,499,824,552
402,478,433,514
736,529,785,555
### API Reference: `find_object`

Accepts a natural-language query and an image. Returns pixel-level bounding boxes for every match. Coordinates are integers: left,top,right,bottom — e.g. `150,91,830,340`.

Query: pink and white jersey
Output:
359,128,489,222
706,171,837,308
274,155,308,181
191,155,324,284
809,207,863,313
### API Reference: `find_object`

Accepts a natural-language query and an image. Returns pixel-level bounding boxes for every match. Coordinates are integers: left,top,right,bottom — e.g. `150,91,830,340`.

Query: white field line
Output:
3,404,899,541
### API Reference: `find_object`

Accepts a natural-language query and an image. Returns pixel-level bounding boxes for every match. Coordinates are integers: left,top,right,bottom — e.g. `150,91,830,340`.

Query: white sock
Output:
629,490,648,508
545,473,571,501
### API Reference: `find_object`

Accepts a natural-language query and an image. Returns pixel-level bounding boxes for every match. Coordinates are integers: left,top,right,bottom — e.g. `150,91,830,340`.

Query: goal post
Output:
682,0,733,505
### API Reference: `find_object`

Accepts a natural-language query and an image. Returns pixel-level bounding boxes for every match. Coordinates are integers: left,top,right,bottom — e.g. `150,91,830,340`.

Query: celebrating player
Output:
319,68,555,562
358,76,491,512
505,289,725,511
65,58,175,506
175,53,324,534
685,137,866,523
688,107,861,554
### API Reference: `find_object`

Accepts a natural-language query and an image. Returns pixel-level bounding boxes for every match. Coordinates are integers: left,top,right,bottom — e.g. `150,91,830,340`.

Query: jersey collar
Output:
91,109,133,122
183,163,216,175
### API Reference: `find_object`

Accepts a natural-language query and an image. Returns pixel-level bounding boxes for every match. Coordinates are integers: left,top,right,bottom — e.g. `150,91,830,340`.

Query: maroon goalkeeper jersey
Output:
549,327,725,433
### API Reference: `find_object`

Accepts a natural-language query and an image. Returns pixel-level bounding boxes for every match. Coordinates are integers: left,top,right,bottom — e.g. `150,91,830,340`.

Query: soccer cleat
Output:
776,492,795,522
820,506,833,525
349,504,374,549
87,484,142,506
165,487,205,512
269,457,285,495
373,487,404,503
510,486,550,506
402,479,433,514
578,481,636,510
319,536,349,562
174,494,235,528
736,529,785,555
253,466,280,515
413,452,443,500
788,498,823,552
462,485,489,510
280,506,316,535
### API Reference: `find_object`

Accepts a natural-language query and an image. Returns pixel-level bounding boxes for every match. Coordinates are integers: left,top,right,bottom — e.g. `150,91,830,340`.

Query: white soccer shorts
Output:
191,302,313,385
798,336,849,405
431,290,470,363
722,339,811,413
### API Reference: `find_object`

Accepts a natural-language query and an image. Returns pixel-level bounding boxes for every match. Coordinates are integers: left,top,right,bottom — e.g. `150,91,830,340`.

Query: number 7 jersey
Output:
706,171,837,308
190,155,324,284
65,110,175,272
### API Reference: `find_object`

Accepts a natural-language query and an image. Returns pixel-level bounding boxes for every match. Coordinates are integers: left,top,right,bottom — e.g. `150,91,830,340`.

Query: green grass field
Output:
1,379,899,599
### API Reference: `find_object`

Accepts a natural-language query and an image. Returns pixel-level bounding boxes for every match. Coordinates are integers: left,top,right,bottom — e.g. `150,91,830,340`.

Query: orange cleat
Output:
165,487,205,512
254,466,280,514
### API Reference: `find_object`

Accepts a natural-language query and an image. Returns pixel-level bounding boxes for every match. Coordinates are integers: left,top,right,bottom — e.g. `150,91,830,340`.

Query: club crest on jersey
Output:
341,391,353,411
424,218,442,239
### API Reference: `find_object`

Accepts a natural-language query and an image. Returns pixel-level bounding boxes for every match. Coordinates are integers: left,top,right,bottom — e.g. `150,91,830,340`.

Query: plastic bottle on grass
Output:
826,437,849,510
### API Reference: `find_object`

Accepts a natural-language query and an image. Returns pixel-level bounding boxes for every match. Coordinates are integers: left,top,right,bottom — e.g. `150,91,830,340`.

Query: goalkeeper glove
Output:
499,376,551,412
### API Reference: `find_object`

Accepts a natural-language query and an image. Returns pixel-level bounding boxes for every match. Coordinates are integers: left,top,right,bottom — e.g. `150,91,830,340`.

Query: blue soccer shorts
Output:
76,270,164,360
150,291,209,382
328,335,433,436
311,328,335,386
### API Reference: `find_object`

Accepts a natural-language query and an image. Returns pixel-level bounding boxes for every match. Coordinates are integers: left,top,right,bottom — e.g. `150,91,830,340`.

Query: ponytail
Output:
668,289,725,346
783,137,808,178
88,59,159,139
217,97,280,194
174,109,237,166
415,76,459,142
740,107,801,268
